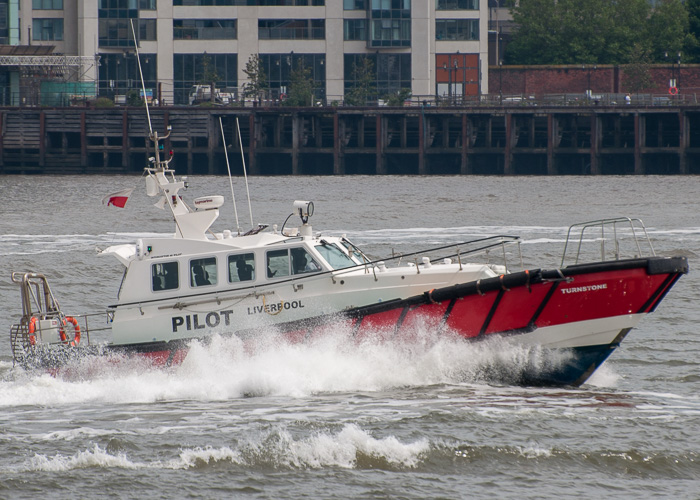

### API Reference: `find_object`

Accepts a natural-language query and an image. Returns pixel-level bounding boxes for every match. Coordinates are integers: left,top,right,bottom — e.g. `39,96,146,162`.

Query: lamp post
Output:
664,51,676,92
499,60,503,104
677,51,682,92
453,57,458,104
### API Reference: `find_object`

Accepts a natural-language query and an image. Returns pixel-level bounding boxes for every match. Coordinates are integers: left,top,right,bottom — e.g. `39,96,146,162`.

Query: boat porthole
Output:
340,280,345,285
401,276,405,279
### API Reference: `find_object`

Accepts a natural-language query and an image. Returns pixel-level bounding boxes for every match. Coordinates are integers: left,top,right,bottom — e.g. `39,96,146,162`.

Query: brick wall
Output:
491,65,699,96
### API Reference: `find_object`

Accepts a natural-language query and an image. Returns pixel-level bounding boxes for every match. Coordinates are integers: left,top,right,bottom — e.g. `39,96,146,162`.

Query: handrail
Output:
561,217,655,267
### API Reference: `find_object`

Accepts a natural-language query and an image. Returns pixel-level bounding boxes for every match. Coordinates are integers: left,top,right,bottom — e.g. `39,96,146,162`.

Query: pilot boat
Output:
9,122,688,386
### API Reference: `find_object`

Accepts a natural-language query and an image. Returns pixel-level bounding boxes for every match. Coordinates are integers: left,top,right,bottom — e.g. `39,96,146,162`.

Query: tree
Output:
198,53,220,103
687,0,700,62
242,54,268,102
384,88,412,107
284,60,315,106
505,0,663,65
624,43,654,94
198,53,220,85
344,57,376,106
648,0,691,63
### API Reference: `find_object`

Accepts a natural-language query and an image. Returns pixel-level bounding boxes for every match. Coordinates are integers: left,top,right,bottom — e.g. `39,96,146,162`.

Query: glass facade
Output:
173,53,237,104
260,53,326,99
173,19,237,40
344,53,410,97
98,53,157,99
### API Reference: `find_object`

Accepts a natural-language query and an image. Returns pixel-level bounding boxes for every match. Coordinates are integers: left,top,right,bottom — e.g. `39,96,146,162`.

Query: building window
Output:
0,4,7,45
435,19,479,41
98,0,138,19
258,19,325,40
436,0,477,9
174,19,237,40
344,0,366,9
140,0,157,8
260,53,326,100
99,19,156,47
369,18,410,47
173,53,238,104
174,0,324,5
343,19,366,41
152,262,179,291
344,53,411,99
32,19,63,41
369,0,411,47
33,0,63,9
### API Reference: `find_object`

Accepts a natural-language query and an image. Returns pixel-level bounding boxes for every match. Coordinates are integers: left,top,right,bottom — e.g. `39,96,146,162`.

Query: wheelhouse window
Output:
152,261,179,291
228,253,255,283
190,257,217,287
291,247,321,275
266,249,290,279
266,247,321,279
315,243,357,270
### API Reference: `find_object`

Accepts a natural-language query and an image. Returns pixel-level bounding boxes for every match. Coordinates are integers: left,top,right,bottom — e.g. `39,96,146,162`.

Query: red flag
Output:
102,188,134,208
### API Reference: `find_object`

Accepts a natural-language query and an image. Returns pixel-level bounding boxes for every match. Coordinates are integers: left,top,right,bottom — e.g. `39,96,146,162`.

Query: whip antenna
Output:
130,20,152,136
219,117,241,235
236,117,254,229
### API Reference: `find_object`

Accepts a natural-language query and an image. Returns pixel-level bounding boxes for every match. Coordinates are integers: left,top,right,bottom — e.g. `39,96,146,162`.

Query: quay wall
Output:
494,64,700,97
1,105,700,176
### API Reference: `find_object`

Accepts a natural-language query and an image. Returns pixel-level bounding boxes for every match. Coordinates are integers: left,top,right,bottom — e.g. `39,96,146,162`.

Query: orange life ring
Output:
27,317,38,346
60,316,81,346
669,86,678,95
280,93,287,100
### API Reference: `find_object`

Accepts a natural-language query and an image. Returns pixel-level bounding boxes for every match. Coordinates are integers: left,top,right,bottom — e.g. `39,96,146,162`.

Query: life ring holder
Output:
60,316,81,346
669,86,678,95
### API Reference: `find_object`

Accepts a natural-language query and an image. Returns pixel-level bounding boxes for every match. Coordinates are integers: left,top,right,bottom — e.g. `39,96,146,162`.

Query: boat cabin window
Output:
228,253,255,283
190,257,217,287
315,243,357,270
266,247,321,279
152,261,179,292
291,247,321,275
266,249,290,278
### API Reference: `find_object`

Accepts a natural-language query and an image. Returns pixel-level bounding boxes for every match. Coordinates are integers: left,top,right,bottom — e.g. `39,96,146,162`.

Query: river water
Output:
1,174,699,499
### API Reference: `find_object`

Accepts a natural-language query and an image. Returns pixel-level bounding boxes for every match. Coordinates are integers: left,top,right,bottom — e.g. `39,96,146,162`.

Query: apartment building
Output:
4,0,489,104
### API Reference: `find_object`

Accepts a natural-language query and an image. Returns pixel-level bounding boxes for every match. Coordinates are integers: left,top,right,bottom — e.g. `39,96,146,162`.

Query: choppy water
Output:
1,175,699,499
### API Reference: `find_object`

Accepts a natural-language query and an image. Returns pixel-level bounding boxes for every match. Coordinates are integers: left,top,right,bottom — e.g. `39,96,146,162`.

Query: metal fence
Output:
1,89,697,108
